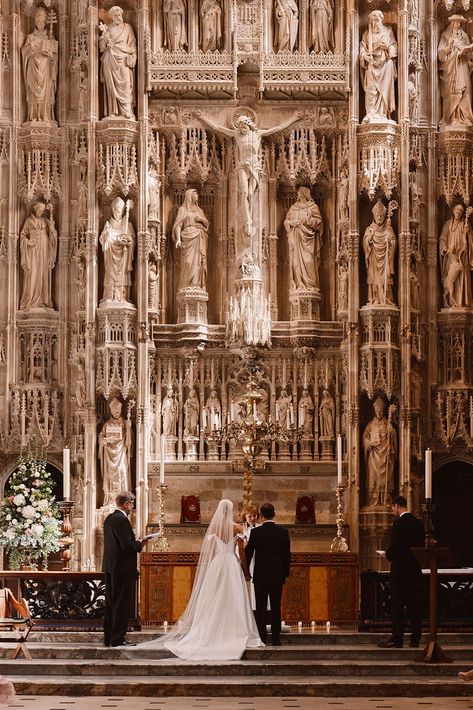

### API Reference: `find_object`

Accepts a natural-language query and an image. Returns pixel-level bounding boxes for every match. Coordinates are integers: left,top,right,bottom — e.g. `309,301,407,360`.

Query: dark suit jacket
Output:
103,509,142,576
385,512,425,579
245,521,291,585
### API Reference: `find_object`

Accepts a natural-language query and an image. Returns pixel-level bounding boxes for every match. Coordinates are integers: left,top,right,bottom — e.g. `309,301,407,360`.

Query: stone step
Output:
9,674,473,697
0,658,471,678
3,642,473,662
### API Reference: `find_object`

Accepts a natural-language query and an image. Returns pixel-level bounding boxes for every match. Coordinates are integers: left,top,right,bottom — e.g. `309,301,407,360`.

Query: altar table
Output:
140,552,359,626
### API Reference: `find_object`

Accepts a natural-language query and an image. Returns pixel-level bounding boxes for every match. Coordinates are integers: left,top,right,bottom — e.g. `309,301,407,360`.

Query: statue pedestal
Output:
164,435,177,461
177,287,208,325
184,435,199,461
278,440,291,462
206,441,219,462
289,289,320,321
319,436,334,461
299,438,312,462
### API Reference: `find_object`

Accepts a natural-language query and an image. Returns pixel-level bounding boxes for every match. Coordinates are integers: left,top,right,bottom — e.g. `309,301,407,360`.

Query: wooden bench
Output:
0,587,33,659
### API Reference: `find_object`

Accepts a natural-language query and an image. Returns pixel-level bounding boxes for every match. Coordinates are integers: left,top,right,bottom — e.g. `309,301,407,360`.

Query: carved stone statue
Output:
408,72,418,122
162,385,178,436
362,200,397,306
408,0,418,29
410,262,420,311
319,389,335,438
199,110,302,240
148,164,160,221
338,262,348,311
256,386,269,422
438,15,473,127
20,200,57,310
439,204,473,308
21,6,58,123
338,167,349,223
284,187,323,291
298,388,314,435
205,389,221,426
99,196,135,304
359,10,398,123
173,189,209,291
200,0,222,52
184,388,200,437
274,0,299,53
362,397,397,507
99,397,132,507
99,6,137,120
75,359,86,409
148,261,159,309
163,0,187,51
277,388,292,428
75,258,86,311
309,0,334,53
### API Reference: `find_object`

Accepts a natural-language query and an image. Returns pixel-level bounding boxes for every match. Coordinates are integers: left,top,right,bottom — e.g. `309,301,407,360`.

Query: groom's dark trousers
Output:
245,521,291,644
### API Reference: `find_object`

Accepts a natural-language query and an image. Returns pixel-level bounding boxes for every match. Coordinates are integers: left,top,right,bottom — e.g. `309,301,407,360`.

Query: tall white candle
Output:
62,447,71,500
337,435,343,486
231,401,235,422
202,407,208,429
160,435,165,485
425,448,432,500
275,402,280,421
253,401,257,420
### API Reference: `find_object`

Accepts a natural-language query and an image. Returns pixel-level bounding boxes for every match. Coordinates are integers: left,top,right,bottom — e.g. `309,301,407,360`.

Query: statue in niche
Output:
72,461,84,515
78,0,89,25
359,10,398,123
162,385,178,436
163,0,187,51
438,15,473,128
21,6,58,123
148,164,160,221
362,397,397,507
338,261,348,311
410,261,420,311
173,189,209,291
20,200,57,310
298,388,314,436
284,187,323,291
99,5,137,120
256,387,269,422
439,203,473,308
277,388,292,428
408,0,418,29
148,261,159,309
274,0,299,53
205,390,221,426
309,0,334,53
319,389,335,438
75,259,86,311
200,0,222,53
362,200,397,306
338,166,349,223
99,397,132,507
78,65,88,120
198,109,302,241
75,359,86,409
99,196,135,304
408,72,418,122
184,388,200,438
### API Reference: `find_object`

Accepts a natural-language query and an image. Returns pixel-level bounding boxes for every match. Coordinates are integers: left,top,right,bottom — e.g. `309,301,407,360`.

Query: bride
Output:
139,499,264,660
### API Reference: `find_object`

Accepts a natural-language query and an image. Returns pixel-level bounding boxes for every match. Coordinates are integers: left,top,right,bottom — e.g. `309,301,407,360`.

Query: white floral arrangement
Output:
0,455,61,570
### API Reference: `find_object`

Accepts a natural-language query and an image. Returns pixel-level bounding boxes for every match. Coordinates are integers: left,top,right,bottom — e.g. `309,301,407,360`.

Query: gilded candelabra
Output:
203,377,303,507
152,484,170,552
330,485,349,553
58,500,74,571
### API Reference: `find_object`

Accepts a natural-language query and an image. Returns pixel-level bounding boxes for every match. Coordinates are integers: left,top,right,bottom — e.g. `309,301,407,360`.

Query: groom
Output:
245,502,291,645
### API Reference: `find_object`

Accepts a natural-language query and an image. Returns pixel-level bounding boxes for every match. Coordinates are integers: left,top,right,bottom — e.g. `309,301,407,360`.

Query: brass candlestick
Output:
58,500,74,571
330,485,349,553
152,484,170,552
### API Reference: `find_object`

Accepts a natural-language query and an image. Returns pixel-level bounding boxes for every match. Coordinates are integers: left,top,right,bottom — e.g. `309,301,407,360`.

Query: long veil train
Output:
137,499,263,660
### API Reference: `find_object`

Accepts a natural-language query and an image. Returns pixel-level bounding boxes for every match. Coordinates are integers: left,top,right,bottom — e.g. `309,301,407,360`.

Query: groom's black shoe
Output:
111,640,137,647
271,639,282,646
377,638,403,648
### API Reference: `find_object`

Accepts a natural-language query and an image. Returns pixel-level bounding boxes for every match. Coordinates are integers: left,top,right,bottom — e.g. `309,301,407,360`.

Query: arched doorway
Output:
433,460,473,567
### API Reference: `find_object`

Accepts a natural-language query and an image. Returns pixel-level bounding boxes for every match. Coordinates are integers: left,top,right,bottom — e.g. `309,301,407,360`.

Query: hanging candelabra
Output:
202,377,303,507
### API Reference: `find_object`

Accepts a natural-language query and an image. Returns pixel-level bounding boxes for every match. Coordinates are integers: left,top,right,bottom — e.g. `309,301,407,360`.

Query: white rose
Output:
21,505,36,519
37,499,49,511
31,523,44,536
13,494,25,506
4,530,14,541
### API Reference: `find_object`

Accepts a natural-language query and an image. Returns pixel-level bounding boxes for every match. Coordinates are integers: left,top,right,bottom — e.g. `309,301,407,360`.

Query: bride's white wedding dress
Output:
138,500,263,660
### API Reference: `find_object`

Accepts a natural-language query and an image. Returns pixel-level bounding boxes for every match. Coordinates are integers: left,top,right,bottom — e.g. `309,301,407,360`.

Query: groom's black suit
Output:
245,521,291,644
103,509,142,646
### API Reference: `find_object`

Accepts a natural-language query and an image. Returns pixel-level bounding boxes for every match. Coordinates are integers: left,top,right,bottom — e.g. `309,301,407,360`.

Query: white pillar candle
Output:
275,402,280,421
425,448,432,500
290,404,294,425
231,401,235,421
62,447,71,500
337,435,343,486
300,406,305,427
202,407,208,429
160,435,165,485
253,401,257,420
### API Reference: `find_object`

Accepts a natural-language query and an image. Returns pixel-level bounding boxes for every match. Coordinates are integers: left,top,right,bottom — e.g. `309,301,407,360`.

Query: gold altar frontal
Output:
140,552,359,626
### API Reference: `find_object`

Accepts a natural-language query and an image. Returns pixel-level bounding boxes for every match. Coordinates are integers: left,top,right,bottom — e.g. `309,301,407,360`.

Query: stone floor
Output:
5,697,473,710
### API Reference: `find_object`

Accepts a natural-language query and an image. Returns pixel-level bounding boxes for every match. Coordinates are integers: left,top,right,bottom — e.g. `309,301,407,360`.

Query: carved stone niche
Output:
359,306,400,400
95,303,137,401
289,289,320,321
437,310,473,387
437,127,473,205
357,123,400,200
18,125,63,203
176,286,209,326
96,118,139,198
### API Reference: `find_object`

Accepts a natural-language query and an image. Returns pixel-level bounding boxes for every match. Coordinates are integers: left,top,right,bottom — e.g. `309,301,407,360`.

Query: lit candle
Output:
290,404,294,425
160,435,165,485
202,407,208,429
300,406,305,427
231,401,235,421
337,435,343,486
275,402,280,421
62,447,71,500
253,401,257,420
425,448,432,500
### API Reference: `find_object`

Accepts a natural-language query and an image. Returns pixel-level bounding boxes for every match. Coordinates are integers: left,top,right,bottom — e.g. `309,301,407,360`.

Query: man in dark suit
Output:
378,495,425,649
245,502,291,646
103,491,147,647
